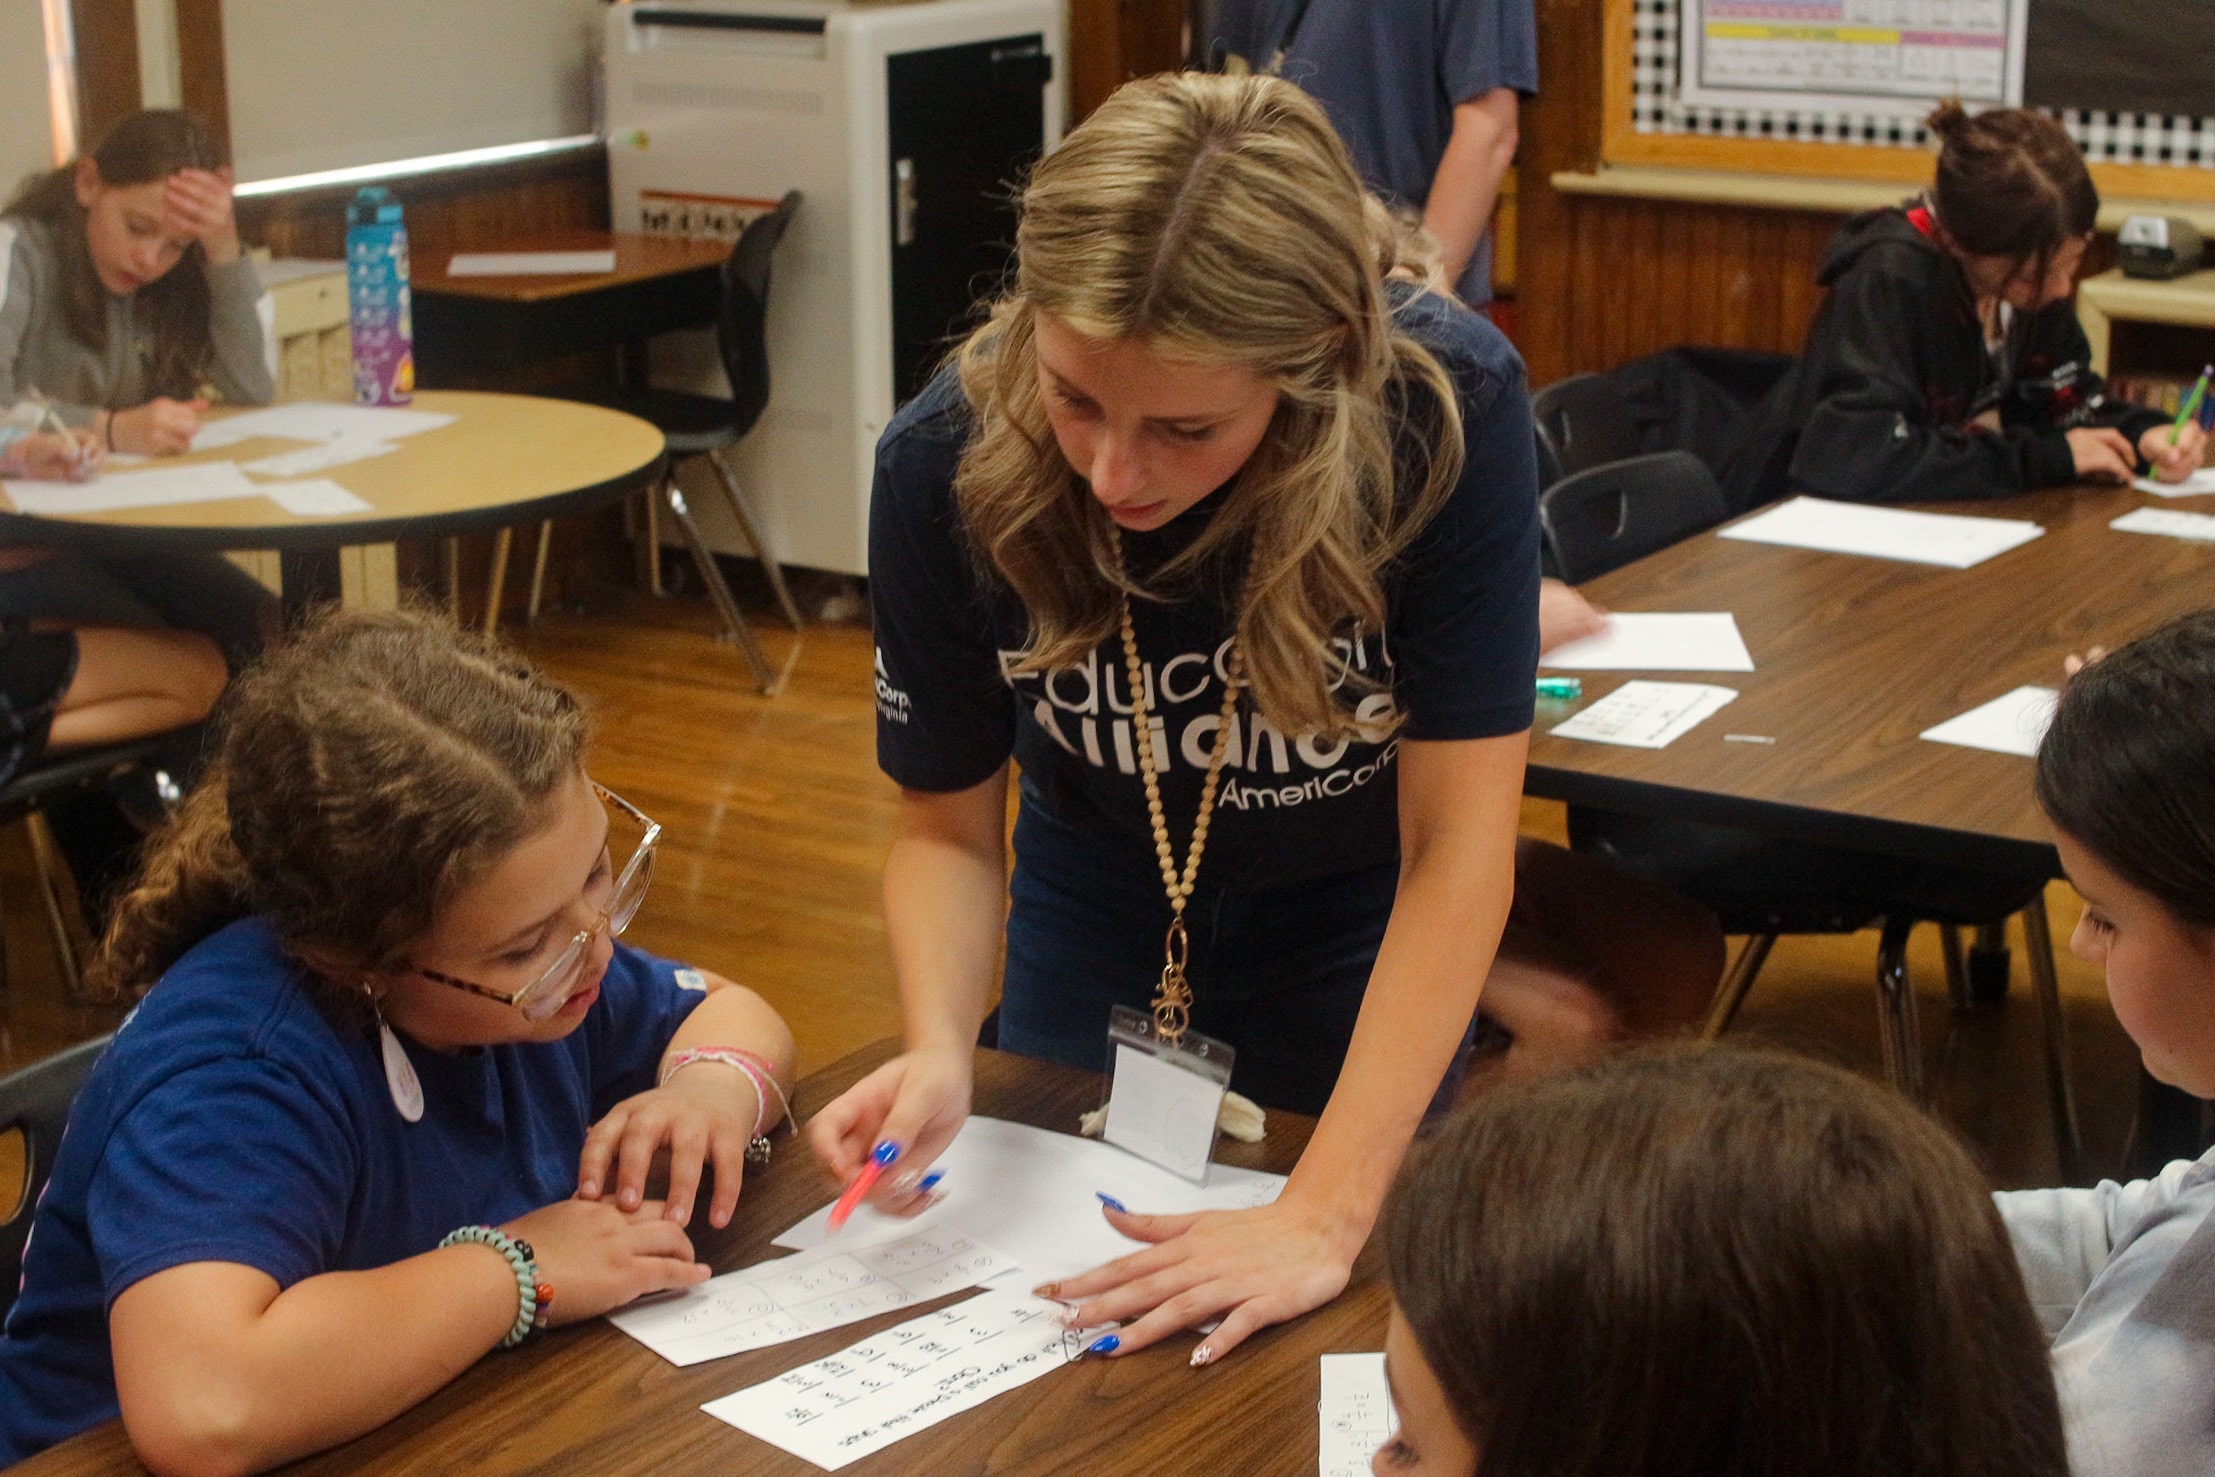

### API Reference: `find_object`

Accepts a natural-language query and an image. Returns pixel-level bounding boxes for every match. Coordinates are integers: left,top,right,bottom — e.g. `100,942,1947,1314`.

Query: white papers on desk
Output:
1719,496,2043,568
261,479,373,517
193,403,455,449
1540,612,1754,672
1548,681,1737,749
240,438,397,478
702,1290,1077,1470
5,459,256,514
608,1227,1015,1367
2111,506,2215,542
2135,469,2215,498
772,1116,1285,1287
1320,1353,1397,1477
1918,685,2057,758
447,250,616,276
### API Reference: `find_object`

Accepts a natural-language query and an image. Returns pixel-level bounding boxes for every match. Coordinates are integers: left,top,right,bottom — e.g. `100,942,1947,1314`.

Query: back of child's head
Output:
2037,610,2215,929
91,607,590,1003
1383,1044,2067,1477
1924,103,2096,271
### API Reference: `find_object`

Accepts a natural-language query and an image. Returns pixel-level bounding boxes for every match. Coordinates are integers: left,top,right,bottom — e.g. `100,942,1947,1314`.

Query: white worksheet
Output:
241,438,397,478
5,459,257,514
447,250,617,276
2136,469,2215,498
1320,1353,1396,1477
608,1226,1015,1367
193,403,455,449
773,1116,1284,1286
1719,496,2042,568
1918,685,2057,758
702,1291,1082,1470
1549,680,1737,750
1540,612,1754,673
261,479,372,517
2111,506,2215,543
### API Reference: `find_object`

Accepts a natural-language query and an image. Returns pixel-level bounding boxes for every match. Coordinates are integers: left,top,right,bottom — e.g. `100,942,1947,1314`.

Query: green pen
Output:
1536,676,1582,699
2170,364,2212,447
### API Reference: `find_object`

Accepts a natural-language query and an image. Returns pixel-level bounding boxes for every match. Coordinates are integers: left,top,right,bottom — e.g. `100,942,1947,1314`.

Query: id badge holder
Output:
1100,1003,1233,1183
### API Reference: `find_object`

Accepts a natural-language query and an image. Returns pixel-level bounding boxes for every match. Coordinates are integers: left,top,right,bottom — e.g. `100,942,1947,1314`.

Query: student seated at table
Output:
2004,609,2215,1476
1378,1044,2069,1477
1613,104,2204,512
0,608,797,1475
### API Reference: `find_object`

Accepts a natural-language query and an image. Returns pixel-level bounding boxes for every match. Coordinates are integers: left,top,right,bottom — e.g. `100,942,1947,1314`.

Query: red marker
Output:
827,1141,900,1232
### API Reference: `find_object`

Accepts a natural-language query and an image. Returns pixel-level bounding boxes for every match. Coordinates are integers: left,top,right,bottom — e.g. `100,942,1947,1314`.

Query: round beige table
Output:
0,390,666,617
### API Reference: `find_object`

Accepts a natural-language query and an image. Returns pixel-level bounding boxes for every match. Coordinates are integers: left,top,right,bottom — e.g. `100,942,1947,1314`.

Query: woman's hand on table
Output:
576,1066,765,1231
2140,420,2209,483
107,397,208,456
1537,577,1607,654
1041,1193,1362,1364
163,166,242,264
807,1043,973,1213
2067,427,2138,484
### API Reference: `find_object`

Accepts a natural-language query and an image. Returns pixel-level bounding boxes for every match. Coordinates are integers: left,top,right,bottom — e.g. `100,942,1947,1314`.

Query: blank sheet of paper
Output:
5,460,258,514
1320,1353,1397,1477
1918,685,2058,758
241,438,397,478
193,403,456,449
1719,496,2042,568
262,479,372,517
1548,681,1737,749
2111,506,2215,542
447,250,617,276
2136,469,2215,498
702,1291,1077,1470
608,1227,1015,1367
1540,612,1754,672
772,1116,1284,1286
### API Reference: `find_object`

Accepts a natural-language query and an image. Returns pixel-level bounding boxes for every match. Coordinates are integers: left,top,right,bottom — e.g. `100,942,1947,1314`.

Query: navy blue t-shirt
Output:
1203,0,1539,304
871,289,1540,893
0,918,705,1465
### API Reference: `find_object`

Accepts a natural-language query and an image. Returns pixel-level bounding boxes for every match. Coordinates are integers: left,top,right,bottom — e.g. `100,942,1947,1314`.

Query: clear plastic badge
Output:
1100,1004,1233,1183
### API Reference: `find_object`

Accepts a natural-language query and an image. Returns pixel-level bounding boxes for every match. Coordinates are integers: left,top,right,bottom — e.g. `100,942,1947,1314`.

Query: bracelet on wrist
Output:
658,1046,791,1164
440,1224,552,1348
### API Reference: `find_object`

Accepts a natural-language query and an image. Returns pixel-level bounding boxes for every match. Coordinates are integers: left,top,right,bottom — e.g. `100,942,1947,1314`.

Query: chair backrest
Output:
716,191,804,442
1531,372,1644,485
1539,451,1730,584
1,1035,111,1320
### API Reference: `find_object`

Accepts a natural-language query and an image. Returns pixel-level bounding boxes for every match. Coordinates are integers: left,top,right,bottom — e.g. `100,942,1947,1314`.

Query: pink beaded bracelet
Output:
659,1047,792,1163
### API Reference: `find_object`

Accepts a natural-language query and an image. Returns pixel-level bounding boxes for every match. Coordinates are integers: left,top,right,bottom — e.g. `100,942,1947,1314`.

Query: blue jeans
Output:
1000,787,1413,1116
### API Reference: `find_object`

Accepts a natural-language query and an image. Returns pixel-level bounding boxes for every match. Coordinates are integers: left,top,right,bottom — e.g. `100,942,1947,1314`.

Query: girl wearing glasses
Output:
0,609,796,1474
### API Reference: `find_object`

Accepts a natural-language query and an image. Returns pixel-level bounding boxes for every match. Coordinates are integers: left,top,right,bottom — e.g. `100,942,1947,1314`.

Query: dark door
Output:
887,34,1051,404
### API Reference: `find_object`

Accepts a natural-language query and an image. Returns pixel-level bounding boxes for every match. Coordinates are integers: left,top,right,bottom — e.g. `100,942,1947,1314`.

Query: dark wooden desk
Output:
411,231,731,383
18,1043,1387,1476
1526,483,2215,874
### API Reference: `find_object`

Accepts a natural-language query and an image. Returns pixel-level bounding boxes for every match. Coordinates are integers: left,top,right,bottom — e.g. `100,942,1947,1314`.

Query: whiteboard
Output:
1679,0,2029,121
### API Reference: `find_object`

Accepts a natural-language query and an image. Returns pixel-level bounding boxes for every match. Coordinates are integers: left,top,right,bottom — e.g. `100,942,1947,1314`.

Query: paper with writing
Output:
701,1290,1077,1470
193,403,455,449
1548,680,1738,749
1719,496,2042,568
2136,470,2215,499
2111,506,2215,543
1320,1352,1396,1477
242,438,398,478
1541,612,1754,672
608,1227,1014,1367
1918,685,2057,758
5,460,258,514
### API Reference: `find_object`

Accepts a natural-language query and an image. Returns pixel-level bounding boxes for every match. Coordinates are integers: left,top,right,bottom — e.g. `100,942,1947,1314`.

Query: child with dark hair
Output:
1377,1044,2068,1477
2008,607,2215,1476
0,609,796,1474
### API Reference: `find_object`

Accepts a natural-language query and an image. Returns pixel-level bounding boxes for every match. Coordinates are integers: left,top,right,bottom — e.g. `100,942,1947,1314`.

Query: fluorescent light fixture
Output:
233,134,599,199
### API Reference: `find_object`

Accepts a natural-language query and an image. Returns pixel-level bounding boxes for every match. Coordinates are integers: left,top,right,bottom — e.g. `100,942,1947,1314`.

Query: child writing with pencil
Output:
0,609,797,1475
2003,608,2215,1476
1374,1045,2069,1476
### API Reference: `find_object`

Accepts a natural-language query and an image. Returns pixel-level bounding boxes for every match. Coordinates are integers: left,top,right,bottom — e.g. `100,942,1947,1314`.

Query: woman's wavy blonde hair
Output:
953,71,1466,740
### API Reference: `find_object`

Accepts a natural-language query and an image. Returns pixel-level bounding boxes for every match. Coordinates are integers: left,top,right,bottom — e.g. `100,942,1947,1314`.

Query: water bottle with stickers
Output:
344,187,415,405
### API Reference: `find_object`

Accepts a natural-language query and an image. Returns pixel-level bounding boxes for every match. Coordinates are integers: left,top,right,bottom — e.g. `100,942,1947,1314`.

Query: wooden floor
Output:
0,586,2148,1193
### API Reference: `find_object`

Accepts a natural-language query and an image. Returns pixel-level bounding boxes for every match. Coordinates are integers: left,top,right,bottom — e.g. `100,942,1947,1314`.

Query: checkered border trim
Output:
1631,0,2215,165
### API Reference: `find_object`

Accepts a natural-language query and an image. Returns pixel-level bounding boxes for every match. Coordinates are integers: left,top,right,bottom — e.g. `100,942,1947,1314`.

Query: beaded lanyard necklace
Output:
1113,532,1245,1048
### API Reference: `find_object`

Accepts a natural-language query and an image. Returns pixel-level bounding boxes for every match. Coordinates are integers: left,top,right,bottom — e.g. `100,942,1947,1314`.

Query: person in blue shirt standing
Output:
1197,0,1537,306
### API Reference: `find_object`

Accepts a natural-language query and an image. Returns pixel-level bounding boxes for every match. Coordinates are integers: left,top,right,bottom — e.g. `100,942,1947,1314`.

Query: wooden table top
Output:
411,232,732,305
0,391,666,554
1525,481,2215,873
17,1043,1387,1476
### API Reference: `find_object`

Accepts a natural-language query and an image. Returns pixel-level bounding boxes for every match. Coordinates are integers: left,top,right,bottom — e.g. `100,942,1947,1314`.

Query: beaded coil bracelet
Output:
440,1224,552,1348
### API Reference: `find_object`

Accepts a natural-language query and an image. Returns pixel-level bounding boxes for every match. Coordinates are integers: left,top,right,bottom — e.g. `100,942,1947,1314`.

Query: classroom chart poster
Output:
1680,0,2028,120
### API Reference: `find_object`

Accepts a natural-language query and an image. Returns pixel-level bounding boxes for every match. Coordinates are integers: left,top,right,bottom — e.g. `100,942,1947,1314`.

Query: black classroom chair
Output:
1539,451,1730,584
1531,372,1645,486
0,1034,110,1321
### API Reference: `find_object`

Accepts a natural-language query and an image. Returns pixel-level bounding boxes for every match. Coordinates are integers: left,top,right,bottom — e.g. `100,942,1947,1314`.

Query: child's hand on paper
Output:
808,1044,973,1215
107,398,207,456
1037,1195,1361,1365
577,1068,765,1230
2140,420,2209,483
2067,427,2138,484
2,428,102,481
1537,578,1608,655
500,1196,708,1328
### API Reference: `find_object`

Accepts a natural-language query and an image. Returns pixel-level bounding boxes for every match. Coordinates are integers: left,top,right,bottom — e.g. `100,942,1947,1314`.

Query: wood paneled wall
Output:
1069,0,1187,120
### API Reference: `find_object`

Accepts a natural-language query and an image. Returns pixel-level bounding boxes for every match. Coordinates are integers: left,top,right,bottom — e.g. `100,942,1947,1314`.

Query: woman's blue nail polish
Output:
1082,1334,1120,1357
918,1170,945,1193
1095,1192,1128,1213
870,1141,901,1167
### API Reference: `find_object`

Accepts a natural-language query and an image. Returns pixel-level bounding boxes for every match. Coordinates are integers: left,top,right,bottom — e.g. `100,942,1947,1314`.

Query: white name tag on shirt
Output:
1101,1006,1231,1183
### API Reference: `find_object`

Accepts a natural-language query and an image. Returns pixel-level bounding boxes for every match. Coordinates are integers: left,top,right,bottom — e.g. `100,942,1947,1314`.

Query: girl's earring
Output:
366,977,424,1124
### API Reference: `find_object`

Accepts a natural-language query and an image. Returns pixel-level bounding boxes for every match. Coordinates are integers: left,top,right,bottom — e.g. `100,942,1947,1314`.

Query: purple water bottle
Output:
345,187,414,405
